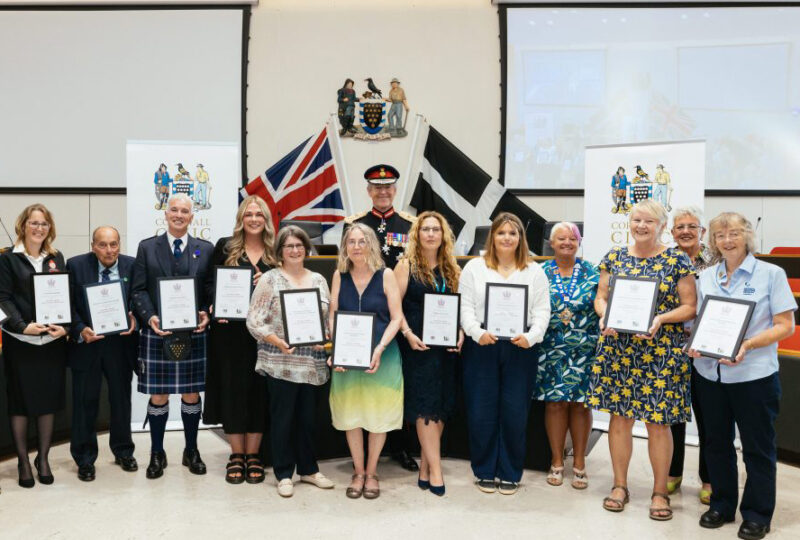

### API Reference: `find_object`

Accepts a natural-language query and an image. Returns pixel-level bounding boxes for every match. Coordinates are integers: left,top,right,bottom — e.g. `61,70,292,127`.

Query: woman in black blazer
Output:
0,204,68,488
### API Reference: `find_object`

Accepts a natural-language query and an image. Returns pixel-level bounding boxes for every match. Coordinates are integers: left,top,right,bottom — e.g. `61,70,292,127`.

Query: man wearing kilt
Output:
131,193,214,479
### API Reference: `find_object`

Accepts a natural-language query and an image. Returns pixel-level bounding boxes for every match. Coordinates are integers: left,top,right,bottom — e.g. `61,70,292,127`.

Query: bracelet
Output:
401,328,412,336
378,342,387,349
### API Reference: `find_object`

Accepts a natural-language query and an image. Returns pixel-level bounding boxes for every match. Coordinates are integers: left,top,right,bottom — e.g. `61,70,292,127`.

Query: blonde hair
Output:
337,223,385,273
14,203,57,256
629,199,668,229
402,211,460,291
707,212,757,258
484,212,530,270
223,196,277,267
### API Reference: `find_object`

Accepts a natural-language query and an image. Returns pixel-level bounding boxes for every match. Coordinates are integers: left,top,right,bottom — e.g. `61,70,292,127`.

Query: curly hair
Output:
14,203,58,256
223,195,277,267
402,211,460,291
337,223,385,273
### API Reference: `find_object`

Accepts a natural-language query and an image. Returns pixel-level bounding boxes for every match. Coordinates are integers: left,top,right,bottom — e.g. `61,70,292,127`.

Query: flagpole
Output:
399,113,425,211
327,113,354,214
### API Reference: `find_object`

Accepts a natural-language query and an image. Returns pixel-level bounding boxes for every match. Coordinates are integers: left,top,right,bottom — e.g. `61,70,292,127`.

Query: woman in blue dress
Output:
534,222,599,490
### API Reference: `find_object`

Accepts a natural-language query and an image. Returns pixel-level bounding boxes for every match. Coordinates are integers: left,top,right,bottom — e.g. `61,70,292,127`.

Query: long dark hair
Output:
340,78,354,90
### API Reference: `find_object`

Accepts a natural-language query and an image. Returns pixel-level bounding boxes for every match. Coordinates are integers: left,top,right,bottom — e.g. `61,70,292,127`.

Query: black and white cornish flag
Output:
408,126,545,253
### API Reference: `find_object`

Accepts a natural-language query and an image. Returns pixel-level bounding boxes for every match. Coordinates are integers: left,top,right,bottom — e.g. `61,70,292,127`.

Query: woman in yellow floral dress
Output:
588,200,697,521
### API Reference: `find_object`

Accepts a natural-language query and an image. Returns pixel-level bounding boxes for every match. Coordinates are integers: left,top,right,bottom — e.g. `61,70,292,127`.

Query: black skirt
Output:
3,331,67,416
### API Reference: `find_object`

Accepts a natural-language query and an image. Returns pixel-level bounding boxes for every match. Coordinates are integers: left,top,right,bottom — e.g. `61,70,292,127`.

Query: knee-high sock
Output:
181,398,202,451
147,400,169,453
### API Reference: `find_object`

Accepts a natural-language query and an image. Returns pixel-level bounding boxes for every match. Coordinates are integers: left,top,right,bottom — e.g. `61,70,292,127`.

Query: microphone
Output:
0,216,13,253
754,217,762,253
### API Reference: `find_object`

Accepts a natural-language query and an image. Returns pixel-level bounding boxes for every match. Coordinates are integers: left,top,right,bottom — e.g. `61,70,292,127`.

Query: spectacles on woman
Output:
27,221,50,230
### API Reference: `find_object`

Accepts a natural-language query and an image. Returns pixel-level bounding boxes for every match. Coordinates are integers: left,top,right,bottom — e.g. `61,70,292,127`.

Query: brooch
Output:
193,249,201,259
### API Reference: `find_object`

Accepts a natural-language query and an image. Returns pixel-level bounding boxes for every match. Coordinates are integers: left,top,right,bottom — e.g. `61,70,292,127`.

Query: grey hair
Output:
672,206,705,229
548,221,582,244
629,199,668,228
708,212,758,257
167,193,194,211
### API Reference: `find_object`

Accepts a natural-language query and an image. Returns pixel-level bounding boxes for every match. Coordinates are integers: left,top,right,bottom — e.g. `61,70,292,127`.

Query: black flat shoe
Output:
700,510,734,529
34,455,54,485
78,464,96,482
146,451,167,479
115,455,139,472
18,462,34,489
392,450,419,472
738,521,770,540
182,448,207,475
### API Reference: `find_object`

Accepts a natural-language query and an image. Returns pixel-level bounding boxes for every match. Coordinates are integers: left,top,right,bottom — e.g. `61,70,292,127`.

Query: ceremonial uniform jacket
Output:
344,207,416,270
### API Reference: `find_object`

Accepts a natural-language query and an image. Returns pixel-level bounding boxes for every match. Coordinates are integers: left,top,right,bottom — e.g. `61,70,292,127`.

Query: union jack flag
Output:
240,127,346,232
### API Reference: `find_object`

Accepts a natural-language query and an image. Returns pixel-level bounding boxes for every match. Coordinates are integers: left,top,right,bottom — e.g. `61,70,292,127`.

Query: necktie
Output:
173,239,183,258
101,268,111,282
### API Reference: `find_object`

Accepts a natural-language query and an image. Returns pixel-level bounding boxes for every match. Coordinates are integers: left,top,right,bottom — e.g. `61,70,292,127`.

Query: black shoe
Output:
34,455,54,485
78,464,96,482
146,451,167,479
182,448,207,475
115,455,139,472
392,450,419,472
738,521,770,540
700,510,734,529
17,461,35,489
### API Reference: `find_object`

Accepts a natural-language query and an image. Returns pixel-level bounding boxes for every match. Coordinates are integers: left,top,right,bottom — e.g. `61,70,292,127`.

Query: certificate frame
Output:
687,295,756,360
603,276,660,334
31,271,72,325
0,303,9,326
279,288,326,347
156,276,198,332
484,282,528,340
421,292,461,348
213,266,254,321
84,280,129,336
331,311,376,371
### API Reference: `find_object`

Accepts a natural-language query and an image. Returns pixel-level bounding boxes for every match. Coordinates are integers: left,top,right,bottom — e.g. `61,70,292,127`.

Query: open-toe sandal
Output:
346,474,365,499
649,492,673,521
245,454,266,484
546,465,564,486
602,485,630,512
363,474,380,500
571,467,588,490
225,453,246,484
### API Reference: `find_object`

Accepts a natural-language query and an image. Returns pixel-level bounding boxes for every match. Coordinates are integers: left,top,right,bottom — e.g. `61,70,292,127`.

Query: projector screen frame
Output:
0,2,253,195
498,2,800,197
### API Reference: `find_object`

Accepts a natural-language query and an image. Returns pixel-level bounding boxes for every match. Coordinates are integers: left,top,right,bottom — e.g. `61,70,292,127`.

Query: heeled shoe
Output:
34,455,54,485
18,462,35,489
418,476,430,490
430,483,446,497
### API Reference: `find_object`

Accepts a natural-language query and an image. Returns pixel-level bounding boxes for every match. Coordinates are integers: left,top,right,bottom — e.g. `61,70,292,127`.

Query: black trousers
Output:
266,374,319,481
669,366,709,482
695,372,781,526
70,347,135,467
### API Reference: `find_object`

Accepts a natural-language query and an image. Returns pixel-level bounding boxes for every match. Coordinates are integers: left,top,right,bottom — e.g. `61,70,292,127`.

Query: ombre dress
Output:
329,269,403,433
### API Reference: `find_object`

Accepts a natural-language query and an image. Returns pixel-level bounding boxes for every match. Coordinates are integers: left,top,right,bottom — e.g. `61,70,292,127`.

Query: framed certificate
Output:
603,276,659,334
32,272,72,324
331,311,375,370
84,280,129,336
280,288,325,347
687,296,756,360
484,283,528,340
213,266,253,321
157,276,198,331
421,292,460,348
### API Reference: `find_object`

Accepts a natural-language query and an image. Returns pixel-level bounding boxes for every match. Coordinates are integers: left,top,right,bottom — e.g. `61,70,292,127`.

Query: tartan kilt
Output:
137,328,207,395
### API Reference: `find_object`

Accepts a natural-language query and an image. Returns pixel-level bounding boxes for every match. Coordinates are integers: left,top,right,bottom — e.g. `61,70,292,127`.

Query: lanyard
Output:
434,274,446,293
550,259,581,303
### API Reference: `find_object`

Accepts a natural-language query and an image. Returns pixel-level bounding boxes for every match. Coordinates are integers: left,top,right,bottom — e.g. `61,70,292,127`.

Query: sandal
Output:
546,465,564,486
649,492,673,521
699,487,712,505
363,474,380,500
572,467,588,490
602,485,630,512
245,454,266,484
346,474,365,499
225,453,246,485
667,475,683,494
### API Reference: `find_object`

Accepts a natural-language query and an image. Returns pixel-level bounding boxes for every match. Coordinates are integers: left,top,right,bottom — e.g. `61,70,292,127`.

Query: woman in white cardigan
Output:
459,212,550,495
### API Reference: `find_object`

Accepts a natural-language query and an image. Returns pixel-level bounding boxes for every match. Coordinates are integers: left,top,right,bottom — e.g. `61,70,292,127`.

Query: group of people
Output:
0,165,795,540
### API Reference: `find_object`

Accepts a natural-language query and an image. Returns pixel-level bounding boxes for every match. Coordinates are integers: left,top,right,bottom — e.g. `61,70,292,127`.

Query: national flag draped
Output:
409,125,545,253
240,127,346,232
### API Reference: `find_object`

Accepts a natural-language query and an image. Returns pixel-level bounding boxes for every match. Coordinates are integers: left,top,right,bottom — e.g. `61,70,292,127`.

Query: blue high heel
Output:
430,484,445,496
418,476,430,490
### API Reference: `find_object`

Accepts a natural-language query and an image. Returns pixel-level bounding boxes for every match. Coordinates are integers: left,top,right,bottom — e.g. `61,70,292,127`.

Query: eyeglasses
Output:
714,230,743,241
27,221,50,230
420,226,442,234
673,224,701,232
347,239,368,247
282,243,305,252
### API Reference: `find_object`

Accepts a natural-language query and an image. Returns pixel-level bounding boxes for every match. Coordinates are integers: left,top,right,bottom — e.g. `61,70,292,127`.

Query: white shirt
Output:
5,244,55,345
458,257,551,346
166,232,189,254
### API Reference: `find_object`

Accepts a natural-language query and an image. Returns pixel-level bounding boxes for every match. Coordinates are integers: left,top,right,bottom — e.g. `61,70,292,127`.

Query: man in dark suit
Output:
131,193,214,479
68,226,139,481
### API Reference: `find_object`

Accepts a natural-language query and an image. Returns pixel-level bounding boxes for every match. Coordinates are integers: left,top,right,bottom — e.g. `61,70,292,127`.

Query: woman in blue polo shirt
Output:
689,212,796,540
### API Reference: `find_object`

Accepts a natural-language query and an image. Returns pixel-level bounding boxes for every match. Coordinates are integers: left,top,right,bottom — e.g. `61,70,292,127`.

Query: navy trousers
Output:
695,372,781,526
463,339,537,483
266,375,319,481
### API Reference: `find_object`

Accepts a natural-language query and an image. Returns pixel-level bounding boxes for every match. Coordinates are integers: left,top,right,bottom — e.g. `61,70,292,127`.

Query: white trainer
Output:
300,472,335,489
277,478,294,497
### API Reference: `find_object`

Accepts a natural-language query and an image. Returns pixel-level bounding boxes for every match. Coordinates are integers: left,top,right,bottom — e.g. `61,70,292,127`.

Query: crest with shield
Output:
358,100,386,135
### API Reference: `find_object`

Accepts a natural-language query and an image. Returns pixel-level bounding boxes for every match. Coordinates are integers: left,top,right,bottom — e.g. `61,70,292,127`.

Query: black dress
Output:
397,267,457,424
202,237,271,434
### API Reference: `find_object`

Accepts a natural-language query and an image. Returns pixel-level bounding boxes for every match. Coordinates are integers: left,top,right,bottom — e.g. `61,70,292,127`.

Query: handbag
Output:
163,332,192,361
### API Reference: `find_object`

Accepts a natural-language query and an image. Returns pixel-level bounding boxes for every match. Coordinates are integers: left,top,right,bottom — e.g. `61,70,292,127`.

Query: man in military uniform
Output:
343,164,419,472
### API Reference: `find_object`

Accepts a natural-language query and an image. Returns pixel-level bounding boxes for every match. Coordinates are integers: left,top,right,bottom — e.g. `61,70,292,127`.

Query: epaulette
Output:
344,211,368,225
397,210,417,223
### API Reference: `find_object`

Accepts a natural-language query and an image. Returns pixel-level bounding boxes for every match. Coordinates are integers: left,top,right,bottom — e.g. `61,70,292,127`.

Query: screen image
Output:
503,6,800,192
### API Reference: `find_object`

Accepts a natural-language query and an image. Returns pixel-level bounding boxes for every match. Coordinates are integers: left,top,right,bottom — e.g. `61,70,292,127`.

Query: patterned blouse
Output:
246,268,330,386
